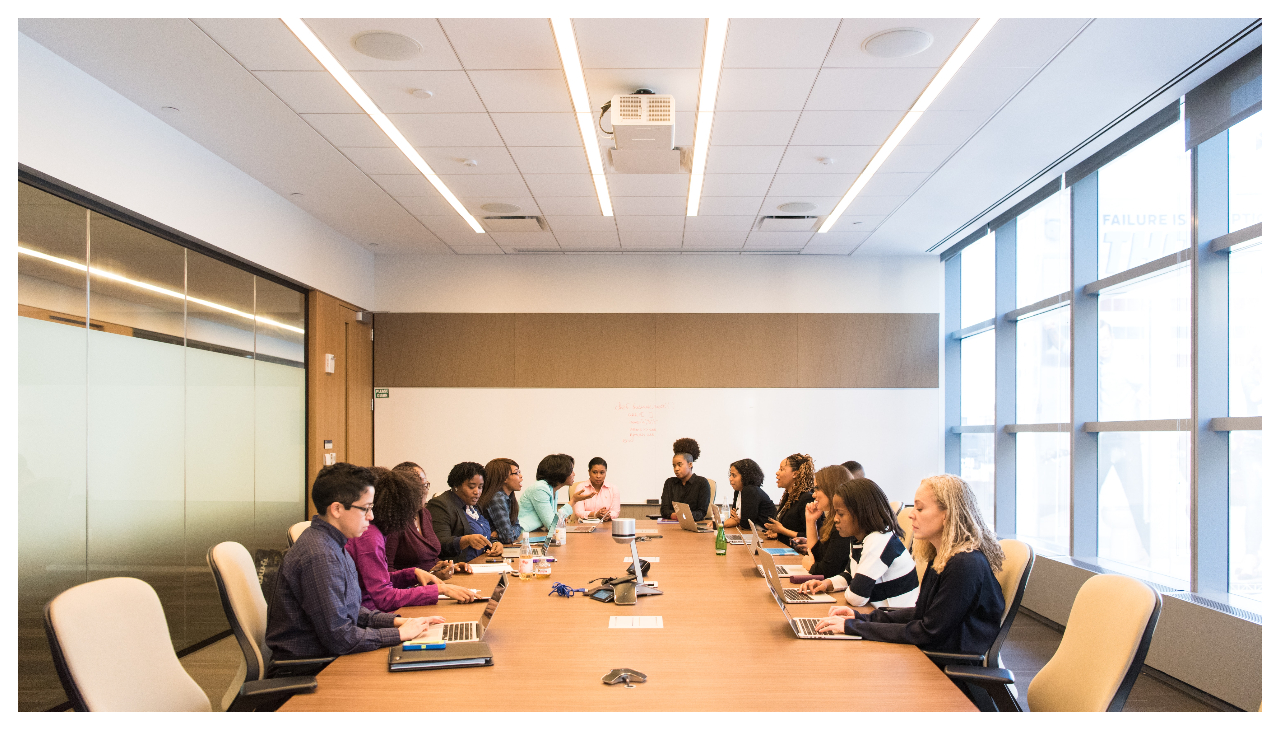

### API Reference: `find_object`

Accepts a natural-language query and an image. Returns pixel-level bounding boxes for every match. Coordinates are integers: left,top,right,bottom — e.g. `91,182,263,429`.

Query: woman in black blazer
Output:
427,461,503,562
723,458,776,530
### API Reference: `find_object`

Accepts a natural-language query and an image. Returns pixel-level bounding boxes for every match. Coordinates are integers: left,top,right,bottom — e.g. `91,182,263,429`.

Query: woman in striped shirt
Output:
799,477,919,607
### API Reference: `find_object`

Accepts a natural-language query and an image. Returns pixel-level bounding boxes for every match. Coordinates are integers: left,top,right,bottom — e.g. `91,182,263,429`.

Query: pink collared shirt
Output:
572,482,621,519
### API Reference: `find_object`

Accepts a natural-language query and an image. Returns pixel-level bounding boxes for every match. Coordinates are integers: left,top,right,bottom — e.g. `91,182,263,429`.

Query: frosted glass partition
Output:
16,182,307,710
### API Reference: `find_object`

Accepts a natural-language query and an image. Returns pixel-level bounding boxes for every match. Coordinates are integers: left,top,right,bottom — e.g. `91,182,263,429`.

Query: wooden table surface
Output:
281,523,975,712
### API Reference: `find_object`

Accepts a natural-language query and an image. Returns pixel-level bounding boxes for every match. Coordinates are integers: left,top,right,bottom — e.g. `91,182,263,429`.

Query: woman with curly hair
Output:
723,458,776,530
764,453,815,544
815,474,1005,656
660,437,712,521
345,467,481,612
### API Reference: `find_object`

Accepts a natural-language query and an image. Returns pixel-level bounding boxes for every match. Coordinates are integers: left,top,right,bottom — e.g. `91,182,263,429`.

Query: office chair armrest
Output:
943,665,1014,685
269,656,337,676
226,677,317,712
923,650,986,666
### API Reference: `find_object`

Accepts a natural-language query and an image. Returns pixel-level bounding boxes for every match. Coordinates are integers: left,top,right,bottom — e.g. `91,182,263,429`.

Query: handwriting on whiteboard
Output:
617,402,667,444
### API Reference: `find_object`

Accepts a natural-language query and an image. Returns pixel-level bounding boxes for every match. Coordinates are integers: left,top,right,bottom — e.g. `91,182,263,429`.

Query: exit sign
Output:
374,389,389,398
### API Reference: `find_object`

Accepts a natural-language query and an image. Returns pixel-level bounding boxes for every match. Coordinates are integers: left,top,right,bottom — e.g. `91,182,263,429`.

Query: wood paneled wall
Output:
374,313,938,389
306,291,373,516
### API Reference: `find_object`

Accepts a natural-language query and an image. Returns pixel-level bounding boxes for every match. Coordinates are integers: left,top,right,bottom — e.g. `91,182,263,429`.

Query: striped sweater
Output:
828,529,919,608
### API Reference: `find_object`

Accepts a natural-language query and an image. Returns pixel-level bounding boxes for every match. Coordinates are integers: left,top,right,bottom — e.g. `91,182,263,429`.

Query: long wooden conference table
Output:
281,522,976,712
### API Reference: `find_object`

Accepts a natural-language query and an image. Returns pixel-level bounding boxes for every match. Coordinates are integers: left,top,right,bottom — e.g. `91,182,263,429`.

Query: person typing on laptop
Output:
660,437,711,520
813,474,1004,656
722,458,776,530
266,463,441,660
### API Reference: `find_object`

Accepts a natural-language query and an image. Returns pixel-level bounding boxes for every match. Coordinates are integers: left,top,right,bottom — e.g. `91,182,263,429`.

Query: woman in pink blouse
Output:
572,457,621,522
345,467,480,611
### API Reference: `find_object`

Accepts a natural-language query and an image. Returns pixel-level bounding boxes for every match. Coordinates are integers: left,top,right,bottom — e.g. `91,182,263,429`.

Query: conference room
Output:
14,10,1264,714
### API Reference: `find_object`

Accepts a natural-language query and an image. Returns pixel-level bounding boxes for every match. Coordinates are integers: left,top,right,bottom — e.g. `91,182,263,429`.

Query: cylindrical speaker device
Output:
612,518,636,544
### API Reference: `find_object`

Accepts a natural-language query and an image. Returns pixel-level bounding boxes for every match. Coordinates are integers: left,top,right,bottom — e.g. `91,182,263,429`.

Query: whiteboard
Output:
374,388,941,508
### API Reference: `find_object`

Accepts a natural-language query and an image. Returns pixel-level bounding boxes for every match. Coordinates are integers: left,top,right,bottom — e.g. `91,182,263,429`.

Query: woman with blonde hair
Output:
800,465,854,576
764,453,815,545
815,474,1005,655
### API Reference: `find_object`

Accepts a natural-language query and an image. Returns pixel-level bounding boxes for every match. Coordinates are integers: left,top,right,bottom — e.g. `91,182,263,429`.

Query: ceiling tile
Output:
823,18,976,68
395,195,457,216
490,113,582,146
574,19,707,69
723,18,840,68
522,174,597,197
683,232,747,247
436,174,530,198
606,174,690,197
879,144,955,173
301,113,390,147
777,145,875,175
809,231,871,246
193,18,323,71
745,231,813,247
468,70,573,113
715,68,820,111
415,214,478,232
535,197,607,216
586,68,700,112
449,245,505,254
789,110,901,145
800,244,857,255
459,196,541,216
696,197,764,216
372,174,435,197
253,71,361,114
438,18,560,70
704,146,786,174
544,216,617,232
340,146,417,175
554,230,620,248
349,70,485,113
417,147,518,175
510,146,589,175
615,215,685,232
928,66,1038,111
611,197,687,216
304,19,462,71
432,229,496,246
844,195,906,216
389,113,505,147
673,111,695,146
489,232,559,248
699,174,773,197
767,174,857,197
762,195,841,215
825,215,884,232
805,67,935,110
619,231,685,247
709,111,801,146
859,172,928,197
901,110,990,145
964,18,1089,68
683,215,756,232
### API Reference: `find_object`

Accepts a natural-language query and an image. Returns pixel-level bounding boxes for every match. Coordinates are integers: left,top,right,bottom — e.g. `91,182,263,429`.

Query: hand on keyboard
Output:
827,606,855,618
814,616,846,635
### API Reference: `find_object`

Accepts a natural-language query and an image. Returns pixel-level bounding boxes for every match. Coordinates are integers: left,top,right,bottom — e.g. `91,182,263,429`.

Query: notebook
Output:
388,641,494,671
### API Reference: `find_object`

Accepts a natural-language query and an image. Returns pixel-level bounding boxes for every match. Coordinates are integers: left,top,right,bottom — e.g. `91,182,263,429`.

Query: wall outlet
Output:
324,353,335,373
323,453,336,466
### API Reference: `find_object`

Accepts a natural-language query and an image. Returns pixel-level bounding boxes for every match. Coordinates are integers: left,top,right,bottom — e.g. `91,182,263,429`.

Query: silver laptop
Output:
748,521,809,578
419,573,509,643
759,548,835,604
672,501,714,533
761,563,860,641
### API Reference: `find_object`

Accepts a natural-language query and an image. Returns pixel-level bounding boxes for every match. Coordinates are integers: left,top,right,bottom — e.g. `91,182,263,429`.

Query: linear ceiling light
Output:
18,247,305,334
686,18,729,217
281,18,484,233
817,17,998,234
550,18,612,217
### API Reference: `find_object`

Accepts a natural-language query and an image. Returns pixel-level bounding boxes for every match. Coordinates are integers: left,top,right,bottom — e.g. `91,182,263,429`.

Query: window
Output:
1097,431,1190,582
1016,190,1071,307
1015,304,1071,552
1227,111,1262,232
1097,267,1191,422
960,233,994,327
1097,120,1190,278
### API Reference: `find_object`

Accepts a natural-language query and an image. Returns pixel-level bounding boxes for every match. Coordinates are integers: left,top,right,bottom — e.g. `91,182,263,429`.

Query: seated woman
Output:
800,477,919,607
723,458,776,530
814,474,1005,655
660,437,712,520
385,462,468,578
345,467,479,611
428,462,504,563
764,453,815,545
572,457,621,522
800,464,855,577
841,460,866,479
479,458,524,545
517,453,579,533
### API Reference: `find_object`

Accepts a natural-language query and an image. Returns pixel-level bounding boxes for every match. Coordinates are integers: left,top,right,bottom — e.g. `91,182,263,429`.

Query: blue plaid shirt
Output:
484,490,522,544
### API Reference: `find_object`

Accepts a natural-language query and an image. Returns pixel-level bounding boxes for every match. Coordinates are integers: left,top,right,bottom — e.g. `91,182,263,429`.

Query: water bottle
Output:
518,532,534,580
535,557,551,579
715,510,728,556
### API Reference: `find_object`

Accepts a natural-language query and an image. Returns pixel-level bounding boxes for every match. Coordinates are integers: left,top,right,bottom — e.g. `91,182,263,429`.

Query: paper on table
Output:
623,557,659,563
609,616,664,629
468,563,512,573
635,529,658,534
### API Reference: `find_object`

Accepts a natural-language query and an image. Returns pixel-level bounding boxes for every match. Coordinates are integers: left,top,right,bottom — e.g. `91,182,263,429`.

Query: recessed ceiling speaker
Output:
777,202,816,213
352,31,423,61
862,29,933,58
409,88,434,99
481,203,521,214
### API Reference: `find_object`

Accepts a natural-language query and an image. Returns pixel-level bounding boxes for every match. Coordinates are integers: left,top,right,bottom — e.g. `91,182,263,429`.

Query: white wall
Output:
373,254,940,314
18,33,375,308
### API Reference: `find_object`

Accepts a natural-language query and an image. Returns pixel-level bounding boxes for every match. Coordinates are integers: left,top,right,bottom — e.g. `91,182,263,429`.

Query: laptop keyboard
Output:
783,589,815,602
726,535,746,545
442,622,476,642
795,617,821,635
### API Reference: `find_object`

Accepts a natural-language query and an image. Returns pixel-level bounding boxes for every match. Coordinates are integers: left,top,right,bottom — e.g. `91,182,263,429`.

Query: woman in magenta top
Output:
345,467,479,611
572,457,621,521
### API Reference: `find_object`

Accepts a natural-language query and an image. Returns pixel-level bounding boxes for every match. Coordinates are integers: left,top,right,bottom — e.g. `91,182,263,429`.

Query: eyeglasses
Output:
347,503,374,517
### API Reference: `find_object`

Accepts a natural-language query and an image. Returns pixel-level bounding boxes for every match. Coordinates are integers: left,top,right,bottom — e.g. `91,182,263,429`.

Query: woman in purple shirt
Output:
345,467,479,611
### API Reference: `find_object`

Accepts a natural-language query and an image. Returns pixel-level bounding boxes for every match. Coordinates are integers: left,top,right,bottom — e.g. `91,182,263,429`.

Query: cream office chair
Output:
705,478,718,520
286,521,310,546
44,576,310,712
946,573,1162,712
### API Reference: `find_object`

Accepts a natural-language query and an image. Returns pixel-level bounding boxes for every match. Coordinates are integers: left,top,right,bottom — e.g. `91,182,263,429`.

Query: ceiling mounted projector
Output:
607,91,685,174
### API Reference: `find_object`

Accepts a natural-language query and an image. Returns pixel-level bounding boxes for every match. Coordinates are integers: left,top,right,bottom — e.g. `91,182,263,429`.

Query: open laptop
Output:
748,521,810,578
760,562,860,641
759,548,834,604
418,573,509,643
672,501,714,533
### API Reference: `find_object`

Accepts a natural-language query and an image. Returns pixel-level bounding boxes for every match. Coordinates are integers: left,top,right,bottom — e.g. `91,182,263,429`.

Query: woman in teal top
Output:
517,453,578,533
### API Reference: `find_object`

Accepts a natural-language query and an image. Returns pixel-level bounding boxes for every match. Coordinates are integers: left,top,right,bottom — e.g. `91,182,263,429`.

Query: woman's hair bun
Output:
672,437,701,462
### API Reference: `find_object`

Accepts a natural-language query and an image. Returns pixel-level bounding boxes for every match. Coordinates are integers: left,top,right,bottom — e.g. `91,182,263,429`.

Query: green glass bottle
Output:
715,519,728,556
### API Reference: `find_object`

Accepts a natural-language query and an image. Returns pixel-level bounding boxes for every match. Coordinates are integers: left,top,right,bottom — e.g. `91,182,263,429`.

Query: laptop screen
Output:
757,549,794,620
477,573,509,636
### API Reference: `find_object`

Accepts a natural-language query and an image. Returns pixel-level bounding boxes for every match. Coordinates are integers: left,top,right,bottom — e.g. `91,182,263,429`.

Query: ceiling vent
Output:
482,216,546,232
758,216,819,232
608,91,683,174
352,31,423,61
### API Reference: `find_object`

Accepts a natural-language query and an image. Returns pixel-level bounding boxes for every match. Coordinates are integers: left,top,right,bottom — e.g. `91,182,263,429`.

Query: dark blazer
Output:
659,474,711,520
809,528,855,579
427,490,473,559
774,491,815,542
736,483,777,533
